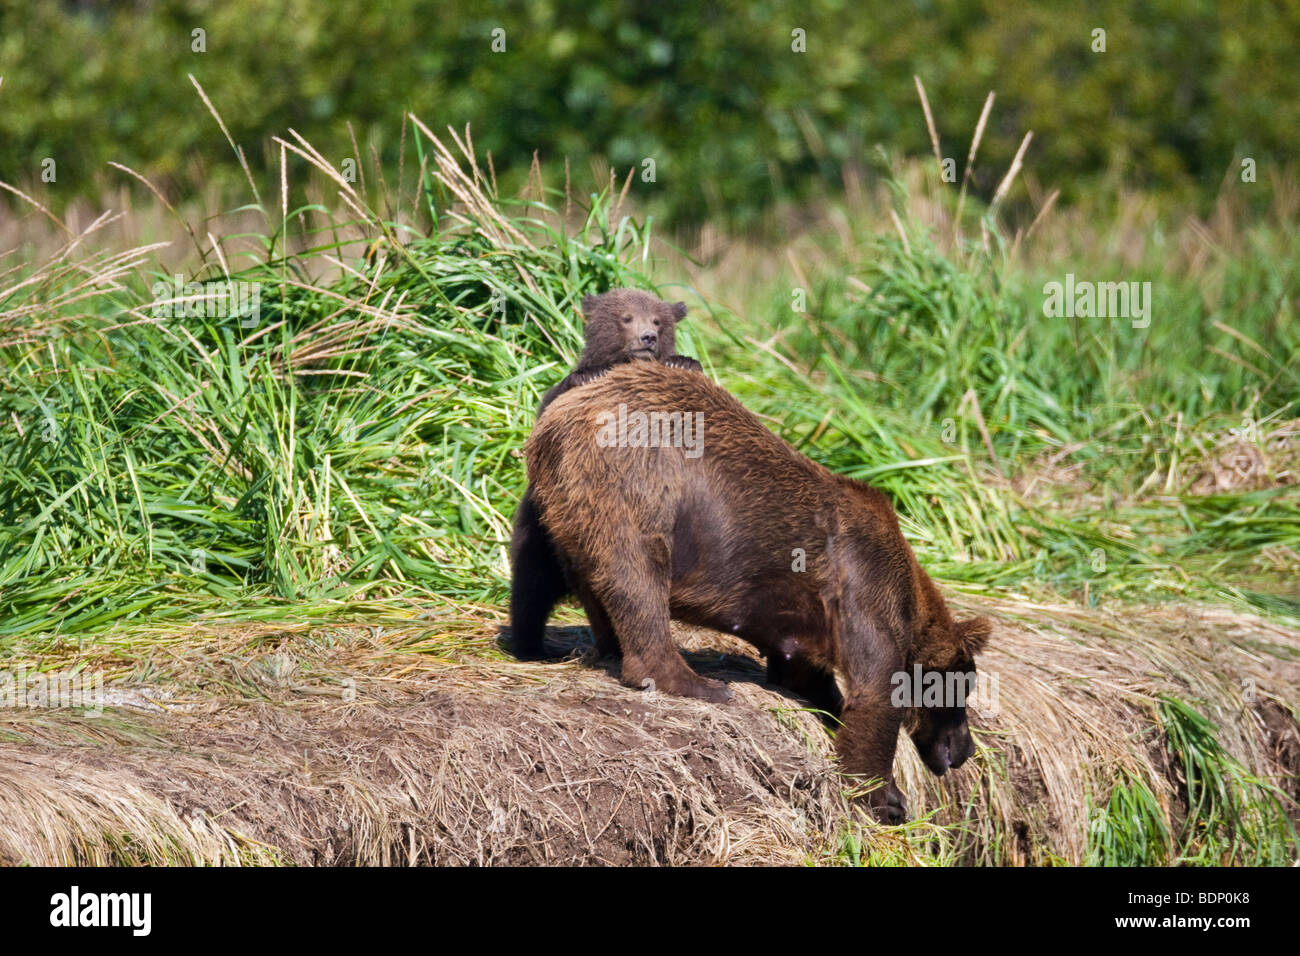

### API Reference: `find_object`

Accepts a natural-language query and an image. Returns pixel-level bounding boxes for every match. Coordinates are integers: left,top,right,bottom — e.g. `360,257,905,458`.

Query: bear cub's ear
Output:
670,301,687,321
954,616,992,657
581,293,600,313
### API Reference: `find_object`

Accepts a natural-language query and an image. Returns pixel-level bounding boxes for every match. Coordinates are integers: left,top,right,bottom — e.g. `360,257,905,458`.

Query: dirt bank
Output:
1,598,1297,865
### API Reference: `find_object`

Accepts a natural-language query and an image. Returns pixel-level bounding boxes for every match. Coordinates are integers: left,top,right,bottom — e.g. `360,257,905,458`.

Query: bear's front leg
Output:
662,355,703,373
836,688,908,824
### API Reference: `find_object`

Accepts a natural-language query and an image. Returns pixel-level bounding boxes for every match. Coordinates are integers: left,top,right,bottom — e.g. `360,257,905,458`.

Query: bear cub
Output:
538,288,701,414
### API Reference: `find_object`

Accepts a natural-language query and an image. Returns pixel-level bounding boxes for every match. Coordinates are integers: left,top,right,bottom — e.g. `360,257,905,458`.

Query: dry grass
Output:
1183,417,1300,495
897,596,1300,863
0,614,845,866
2,594,1296,866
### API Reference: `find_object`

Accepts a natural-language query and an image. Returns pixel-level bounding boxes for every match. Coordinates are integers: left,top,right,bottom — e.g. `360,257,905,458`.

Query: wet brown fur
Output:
524,362,992,821
509,289,701,662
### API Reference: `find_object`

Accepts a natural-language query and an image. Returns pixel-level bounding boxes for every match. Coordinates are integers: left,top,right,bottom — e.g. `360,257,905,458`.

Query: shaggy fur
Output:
510,289,701,661
523,363,992,822
538,289,700,414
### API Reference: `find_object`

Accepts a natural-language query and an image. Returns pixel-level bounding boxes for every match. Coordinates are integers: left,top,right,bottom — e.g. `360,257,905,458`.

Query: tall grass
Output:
0,122,665,636
694,195,1299,617
3,112,1297,632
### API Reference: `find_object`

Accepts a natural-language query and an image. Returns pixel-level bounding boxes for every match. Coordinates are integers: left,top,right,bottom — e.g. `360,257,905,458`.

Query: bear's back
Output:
534,362,816,476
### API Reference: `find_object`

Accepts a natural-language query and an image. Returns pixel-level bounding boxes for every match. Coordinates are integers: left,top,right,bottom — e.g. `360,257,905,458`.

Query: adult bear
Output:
524,362,992,822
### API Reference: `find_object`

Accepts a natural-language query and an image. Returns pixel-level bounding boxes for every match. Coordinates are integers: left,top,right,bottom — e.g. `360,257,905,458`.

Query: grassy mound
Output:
1,599,1295,865
2,114,1298,864
0,619,844,866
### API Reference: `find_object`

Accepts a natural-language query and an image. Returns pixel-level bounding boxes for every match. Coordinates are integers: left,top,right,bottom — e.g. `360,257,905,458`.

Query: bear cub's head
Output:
577,289,688,371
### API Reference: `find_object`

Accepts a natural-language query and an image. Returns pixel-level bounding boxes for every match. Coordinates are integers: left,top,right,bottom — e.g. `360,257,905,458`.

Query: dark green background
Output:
2,0,1295,226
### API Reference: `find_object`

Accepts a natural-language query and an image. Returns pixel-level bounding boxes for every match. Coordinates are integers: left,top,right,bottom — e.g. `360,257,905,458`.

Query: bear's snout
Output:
942,723,974,773
639,330,658,349
919,720,974,776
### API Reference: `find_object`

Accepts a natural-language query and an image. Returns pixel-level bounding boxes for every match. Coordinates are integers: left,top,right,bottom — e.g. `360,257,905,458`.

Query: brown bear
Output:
509,289,702,660
538,288,701,414
524,362,992,822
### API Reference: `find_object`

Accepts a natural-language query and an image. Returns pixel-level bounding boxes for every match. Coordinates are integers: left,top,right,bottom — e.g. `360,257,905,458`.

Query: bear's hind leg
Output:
591,547,730,703
508,488,568,660
573,578,619,658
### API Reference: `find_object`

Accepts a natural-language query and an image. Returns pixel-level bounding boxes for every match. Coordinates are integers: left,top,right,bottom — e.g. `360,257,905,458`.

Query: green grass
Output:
4,138,1296,635
1,128,662,635
1084,697,1297,865
705,214,1299,613
1086,773,1172,866
1158,695,1297,864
